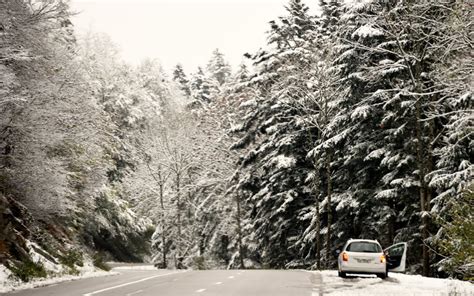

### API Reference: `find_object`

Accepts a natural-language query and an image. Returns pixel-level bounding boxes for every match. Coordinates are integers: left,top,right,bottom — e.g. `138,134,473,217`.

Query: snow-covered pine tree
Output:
231,63,250,87
230,0,319,268
424,0,473,224
368,1,473,276
324,0,473,276
318,0,400,257
173,63,191,97
319,0,432,274
294,0,343,269
189,67,213,106
434,185,473,280
206,48,232,86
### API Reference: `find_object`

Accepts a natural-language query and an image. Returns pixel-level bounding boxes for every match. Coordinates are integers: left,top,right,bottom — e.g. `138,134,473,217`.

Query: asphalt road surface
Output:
3,268,321,296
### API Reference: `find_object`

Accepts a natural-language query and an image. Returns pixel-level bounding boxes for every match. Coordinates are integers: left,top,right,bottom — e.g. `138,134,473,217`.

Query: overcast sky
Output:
70,0,319,73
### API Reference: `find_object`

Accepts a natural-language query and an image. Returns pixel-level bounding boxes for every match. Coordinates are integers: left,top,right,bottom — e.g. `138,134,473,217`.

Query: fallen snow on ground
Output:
0,263,118,293
0,264,12,289
313,270,474,296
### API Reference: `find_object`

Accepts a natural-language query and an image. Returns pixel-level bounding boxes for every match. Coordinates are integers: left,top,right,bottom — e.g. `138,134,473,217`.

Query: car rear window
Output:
346,242,382,253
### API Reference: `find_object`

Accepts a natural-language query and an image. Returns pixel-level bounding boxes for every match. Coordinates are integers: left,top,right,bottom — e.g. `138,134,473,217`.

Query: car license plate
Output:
356,258,372,263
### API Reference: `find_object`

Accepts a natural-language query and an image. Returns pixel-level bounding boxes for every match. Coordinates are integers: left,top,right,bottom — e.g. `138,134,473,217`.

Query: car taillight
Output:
380,255,386,263
342,252,349,262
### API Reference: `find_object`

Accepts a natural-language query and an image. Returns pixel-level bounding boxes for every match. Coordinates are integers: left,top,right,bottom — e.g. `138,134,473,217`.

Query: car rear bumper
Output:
340,264,386,274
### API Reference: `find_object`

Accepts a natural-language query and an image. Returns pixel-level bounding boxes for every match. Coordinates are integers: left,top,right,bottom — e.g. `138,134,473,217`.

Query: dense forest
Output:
0,0,472,284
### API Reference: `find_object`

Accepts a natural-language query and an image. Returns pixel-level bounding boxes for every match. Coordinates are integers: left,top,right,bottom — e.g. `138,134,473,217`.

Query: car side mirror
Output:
334,249,341,258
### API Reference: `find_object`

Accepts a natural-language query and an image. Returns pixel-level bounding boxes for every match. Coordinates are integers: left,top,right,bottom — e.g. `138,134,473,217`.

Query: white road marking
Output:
126,290,143,296
196,288,206,293
83,271,184,296
228,276,235,279
214,281,223,285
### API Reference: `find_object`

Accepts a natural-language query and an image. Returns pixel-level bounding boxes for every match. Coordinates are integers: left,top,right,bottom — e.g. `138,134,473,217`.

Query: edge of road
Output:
304,270,324,296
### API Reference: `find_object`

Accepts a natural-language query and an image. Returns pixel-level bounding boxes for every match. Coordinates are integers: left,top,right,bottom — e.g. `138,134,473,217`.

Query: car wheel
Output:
338,271,347,278
377,272,387,279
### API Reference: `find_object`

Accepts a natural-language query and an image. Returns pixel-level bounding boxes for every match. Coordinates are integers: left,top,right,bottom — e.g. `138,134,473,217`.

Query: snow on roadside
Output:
0,263,118,293
0,264,12,290
312,270,474,296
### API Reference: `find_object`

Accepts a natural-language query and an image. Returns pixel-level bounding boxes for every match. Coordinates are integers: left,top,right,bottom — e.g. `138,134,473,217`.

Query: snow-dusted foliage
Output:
0,0,109,217
0,0,471,282
228,0,320,268
189,67,214,105
0,0,163,278
225,0,473,278
334,0,472,277
130,55,241,269
173,64,191,97
206,49,232,86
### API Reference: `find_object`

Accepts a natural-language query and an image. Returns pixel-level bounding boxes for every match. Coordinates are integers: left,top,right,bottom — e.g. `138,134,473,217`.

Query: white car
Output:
336,239,407,279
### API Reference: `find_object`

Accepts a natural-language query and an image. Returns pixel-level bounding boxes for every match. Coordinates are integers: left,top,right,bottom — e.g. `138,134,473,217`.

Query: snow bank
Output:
312,270,474,296
0,263,118,293
0,264,12,290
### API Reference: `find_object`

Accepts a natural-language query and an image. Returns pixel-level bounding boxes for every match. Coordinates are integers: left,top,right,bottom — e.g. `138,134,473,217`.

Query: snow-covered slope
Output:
314,270,474,296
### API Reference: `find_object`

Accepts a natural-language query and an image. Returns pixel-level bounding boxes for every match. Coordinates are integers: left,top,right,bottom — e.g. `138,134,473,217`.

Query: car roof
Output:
347,239,380,244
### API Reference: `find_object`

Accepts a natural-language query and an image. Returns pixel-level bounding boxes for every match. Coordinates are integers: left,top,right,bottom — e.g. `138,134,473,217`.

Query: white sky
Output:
70,0,318,74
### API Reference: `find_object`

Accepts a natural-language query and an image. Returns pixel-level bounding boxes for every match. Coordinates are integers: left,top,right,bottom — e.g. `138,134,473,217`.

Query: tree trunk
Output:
176,172,181,269
159,182,167,268
423,117,436,276
236,191,245,269
312,163,321,270
415,99,430,277
388,199,395,244
325,152,332,268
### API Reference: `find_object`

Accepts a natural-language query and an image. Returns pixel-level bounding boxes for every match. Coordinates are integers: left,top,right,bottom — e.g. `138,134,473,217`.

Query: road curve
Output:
3,269,320,296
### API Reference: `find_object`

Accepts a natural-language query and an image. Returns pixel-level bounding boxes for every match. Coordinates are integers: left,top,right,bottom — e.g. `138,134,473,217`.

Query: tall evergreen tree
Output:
189,67,213,105
230,0,319,268
321,0,473,275
232,63,250,84
206,49,231,86
172,64,191,97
